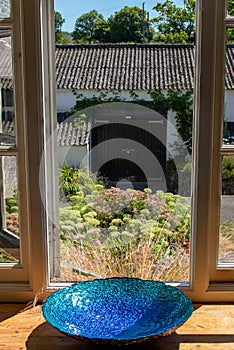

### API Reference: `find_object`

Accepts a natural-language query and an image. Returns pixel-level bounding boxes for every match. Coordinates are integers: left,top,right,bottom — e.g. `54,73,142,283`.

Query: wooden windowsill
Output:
0,304,233,349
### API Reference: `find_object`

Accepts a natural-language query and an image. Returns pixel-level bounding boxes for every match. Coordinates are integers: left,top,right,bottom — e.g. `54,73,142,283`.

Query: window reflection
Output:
0,0,11,19
219,155,234,264
0,29,15,147
0,156,20,263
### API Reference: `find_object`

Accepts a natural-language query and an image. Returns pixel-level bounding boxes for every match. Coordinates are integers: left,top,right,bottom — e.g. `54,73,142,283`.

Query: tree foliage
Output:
72,6,154,43
227,0,234,43
152,0,195,44
149,90,193,153
108,6,154,43
72,10,108,43
55,11,66,43
92,17,110,43
59,31,74,44
227,0,234,15
57,0,234,44
69,89,193,154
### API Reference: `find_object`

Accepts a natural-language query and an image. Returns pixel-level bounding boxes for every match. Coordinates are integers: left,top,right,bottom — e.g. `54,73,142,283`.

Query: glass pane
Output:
49,0,195,283
227,0,234,17
0,0,11,19
224,28,234,145
218,155,234,264
0,155,20,263
0,29,15,147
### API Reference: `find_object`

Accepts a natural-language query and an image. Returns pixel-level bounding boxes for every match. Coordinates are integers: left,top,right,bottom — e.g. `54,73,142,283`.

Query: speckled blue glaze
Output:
42,278,193,342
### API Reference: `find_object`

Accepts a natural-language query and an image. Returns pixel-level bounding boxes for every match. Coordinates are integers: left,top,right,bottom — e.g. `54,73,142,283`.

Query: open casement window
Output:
190,0,234,300
0,0,233,302
0,1,31,285
206,0,234,287
0,0,49,301
47,0,233,302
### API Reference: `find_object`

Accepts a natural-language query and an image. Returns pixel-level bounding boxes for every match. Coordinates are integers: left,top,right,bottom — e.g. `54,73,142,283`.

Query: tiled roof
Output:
0,77,12,89
1,43,234,91
0,37,13,89
225,45,234,90
2,121,90,146
0,121,15,144
0,39,12,75
2,120,14,134
57,121,90,146
55,44,195,91
55,44,234,91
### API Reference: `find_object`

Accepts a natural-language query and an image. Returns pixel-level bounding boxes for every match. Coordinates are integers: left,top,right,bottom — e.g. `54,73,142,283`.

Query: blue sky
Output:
55,0,185,33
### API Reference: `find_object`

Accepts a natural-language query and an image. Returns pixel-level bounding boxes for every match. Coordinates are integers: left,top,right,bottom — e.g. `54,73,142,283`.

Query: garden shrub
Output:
6,197,18,214
222,156,234,180
222,156,234,194
5,196,19,236
57,169,192,280
6,212,19,236
59,175,191,258
59,163,103,200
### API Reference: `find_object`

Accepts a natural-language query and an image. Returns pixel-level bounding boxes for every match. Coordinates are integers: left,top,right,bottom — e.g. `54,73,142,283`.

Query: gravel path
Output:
220,195,234,223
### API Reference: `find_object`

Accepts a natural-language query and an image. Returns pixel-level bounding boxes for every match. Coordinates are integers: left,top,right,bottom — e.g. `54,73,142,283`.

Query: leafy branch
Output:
68,89,194,154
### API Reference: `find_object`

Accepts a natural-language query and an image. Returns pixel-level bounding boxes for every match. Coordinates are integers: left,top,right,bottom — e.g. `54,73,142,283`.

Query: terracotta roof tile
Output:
225,45,234,89
57,121,90,146
1,120,15,144
55,44,234,91
1,43,234,91
2,120,90,146
55,44,195,91
0,36,13,89
0,77,12,89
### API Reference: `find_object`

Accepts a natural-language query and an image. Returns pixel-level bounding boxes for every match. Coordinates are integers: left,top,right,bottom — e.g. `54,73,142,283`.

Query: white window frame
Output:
189,0,234,302
208,2,234,285
0,1,32,286
0,0,48,302
0,0,233,302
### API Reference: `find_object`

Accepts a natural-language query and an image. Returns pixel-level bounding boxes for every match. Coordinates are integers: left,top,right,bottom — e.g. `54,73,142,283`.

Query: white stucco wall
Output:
167,110,178,160
56,90,77,113
58,145,88,168
56,89,188,163
224,91,234,122
56,89,153,113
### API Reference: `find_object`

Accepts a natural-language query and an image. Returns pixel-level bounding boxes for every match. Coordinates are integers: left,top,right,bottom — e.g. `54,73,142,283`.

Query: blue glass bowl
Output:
42,277,193,345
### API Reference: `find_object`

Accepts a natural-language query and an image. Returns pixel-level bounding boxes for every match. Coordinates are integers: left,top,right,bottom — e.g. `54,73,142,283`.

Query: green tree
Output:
108,6,154,43
227,0,234,43
59,31,74,44
93,17,110,43
54,11,65,43
149,89,193,153
152,0,195,43
227,0,234,15
73,10,108,43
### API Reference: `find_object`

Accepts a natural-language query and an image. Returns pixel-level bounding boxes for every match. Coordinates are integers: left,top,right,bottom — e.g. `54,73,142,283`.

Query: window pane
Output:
0,155,20,263
224,29,234,145
219,155,234,264
0,0,11,19
49,1,195,283
227,0,234,17
0,29,15,147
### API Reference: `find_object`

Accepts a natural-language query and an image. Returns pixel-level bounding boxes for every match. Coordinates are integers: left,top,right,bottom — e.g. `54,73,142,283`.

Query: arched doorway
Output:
90,122,168,192
99,158,148,190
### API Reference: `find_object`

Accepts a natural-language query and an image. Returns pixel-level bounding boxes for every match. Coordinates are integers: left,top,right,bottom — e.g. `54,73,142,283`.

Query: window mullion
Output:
208,1,234,284
189,0,234,301
0,0,30,289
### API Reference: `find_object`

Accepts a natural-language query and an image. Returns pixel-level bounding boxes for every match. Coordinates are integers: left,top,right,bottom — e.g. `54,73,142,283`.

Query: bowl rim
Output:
42,277,193,344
